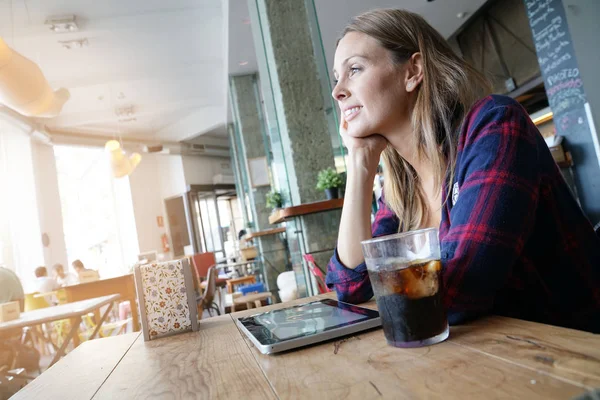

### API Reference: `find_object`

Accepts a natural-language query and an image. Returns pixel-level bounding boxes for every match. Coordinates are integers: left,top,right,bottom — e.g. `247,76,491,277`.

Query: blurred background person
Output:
32,266,59,304
53,263,77,287
0,265,25,311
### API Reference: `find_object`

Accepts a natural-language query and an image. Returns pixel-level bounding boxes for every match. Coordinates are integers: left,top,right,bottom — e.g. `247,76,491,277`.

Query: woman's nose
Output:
332,83,349,101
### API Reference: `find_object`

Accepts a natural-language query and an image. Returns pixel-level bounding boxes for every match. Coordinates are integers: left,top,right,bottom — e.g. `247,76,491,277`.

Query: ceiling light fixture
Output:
239,61,249,66
105,140,141,178
115,105,135,121
457,12,468,19
45,15,79,33
59,38,89,50
0,38,70,117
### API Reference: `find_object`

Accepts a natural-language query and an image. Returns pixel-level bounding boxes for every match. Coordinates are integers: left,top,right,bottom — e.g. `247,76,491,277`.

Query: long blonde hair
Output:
341,9,490,231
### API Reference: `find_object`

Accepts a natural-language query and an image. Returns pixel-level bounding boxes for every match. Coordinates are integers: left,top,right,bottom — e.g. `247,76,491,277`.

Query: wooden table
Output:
13,292,600,399
231,292,275,312
62,274,139,332
225,275,257,294
0,294,121,368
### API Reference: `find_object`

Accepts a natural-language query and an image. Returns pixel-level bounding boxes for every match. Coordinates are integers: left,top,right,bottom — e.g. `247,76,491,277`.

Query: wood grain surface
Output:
92,314,276,399
11,332,140,400
14,292,600,400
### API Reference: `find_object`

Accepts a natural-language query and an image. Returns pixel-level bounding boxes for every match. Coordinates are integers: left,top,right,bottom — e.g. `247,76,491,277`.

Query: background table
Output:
62,274,139,331
12,292,600,399
0,294,121,367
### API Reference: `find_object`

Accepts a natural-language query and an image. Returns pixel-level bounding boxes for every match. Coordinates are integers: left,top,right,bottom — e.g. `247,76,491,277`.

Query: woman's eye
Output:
350,67,361,75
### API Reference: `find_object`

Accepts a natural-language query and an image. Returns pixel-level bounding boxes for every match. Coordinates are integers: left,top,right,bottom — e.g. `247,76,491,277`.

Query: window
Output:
54,145,139,277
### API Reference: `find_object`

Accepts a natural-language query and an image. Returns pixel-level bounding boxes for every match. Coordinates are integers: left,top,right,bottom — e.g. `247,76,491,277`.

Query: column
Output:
249,0,343,296
229,74,288,295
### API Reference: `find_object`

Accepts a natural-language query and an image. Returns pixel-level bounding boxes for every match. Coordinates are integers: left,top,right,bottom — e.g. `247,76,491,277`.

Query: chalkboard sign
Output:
526,0,586,115
526,0,600,223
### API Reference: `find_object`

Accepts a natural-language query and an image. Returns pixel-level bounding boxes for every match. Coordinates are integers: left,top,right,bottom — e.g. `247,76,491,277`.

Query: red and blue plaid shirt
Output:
327,95,600,333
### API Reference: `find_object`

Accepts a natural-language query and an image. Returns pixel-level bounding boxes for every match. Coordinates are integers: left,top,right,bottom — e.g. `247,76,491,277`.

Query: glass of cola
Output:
361,228,449,347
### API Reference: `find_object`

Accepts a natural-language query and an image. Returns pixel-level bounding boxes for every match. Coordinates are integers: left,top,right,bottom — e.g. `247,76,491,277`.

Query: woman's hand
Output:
336,117,386,269
340,117,387,175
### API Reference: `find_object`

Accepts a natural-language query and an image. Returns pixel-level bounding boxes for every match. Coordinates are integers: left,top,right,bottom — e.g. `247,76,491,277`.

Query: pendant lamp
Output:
105,140,141,178
0,38,70,118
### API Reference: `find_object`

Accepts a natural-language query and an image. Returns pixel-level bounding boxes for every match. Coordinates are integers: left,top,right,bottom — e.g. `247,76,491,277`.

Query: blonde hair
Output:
341,9,490,231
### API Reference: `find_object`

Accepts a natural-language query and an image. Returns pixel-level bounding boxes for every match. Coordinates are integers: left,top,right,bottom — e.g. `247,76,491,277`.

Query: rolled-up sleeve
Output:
326,194,399,304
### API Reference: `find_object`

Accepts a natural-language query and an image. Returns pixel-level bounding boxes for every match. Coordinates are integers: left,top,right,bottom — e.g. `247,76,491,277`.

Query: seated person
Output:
52,263,78,287
0,266,25,311
72,259,99,281
0,267,39,386
326,9,600,333
32,266,59,302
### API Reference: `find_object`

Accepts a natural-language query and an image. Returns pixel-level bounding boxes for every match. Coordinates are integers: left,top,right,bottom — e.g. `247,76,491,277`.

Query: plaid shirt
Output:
326,95,600,333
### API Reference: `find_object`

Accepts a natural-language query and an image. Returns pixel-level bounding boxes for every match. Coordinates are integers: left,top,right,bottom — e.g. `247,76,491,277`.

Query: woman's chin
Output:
346,127,371,138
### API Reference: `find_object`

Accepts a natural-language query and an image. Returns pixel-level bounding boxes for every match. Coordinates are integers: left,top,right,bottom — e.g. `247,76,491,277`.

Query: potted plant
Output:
316,167,343,200
265,190,283,210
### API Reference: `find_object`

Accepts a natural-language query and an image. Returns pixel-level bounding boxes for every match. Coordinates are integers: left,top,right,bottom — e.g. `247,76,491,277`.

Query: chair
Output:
191,252,216,277
78,270,100,283
197,266,220,319
23,293,50,312
134,258,199,341
302,254,331,294
23,293,57,357
191,252,228,290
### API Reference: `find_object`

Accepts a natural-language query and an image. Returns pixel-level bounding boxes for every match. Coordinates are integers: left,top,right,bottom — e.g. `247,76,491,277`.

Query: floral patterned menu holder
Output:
134,258,199,341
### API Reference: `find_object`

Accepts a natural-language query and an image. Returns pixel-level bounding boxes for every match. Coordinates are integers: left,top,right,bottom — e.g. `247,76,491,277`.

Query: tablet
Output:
235,299,381,354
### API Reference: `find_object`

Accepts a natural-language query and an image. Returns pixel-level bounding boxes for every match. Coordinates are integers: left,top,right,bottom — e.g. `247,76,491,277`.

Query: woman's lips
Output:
344,106,363,122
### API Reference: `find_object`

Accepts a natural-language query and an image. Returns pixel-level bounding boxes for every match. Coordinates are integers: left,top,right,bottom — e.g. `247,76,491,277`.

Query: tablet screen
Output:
237,299,380,345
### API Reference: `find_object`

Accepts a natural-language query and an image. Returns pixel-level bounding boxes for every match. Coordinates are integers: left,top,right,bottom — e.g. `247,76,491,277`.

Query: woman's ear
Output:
405,52,424,93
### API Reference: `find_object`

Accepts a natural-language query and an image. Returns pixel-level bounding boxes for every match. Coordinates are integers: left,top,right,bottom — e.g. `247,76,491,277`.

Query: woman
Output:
326,9,600,333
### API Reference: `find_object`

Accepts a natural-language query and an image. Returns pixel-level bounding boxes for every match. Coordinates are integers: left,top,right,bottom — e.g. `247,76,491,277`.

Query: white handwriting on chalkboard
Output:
528,0,555,29
542,52,572,75
547,40,570,60
547,68,579,87
534,16,566,49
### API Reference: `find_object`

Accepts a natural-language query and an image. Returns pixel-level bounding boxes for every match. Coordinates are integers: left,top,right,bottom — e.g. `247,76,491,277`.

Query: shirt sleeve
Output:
326,194,400,303
442,100,541,324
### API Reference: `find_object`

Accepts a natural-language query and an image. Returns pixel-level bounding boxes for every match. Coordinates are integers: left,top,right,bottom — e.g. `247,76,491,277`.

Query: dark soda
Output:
368,260,448,347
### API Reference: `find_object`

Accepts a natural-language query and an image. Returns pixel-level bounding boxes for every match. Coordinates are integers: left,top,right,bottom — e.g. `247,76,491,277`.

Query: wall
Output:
129,154,186,257
129,153,231,257
31,141,68,270
181,155,232,185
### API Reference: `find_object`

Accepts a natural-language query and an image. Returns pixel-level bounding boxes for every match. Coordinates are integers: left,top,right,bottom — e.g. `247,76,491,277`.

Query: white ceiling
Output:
0,0,487,145
0,0,229,142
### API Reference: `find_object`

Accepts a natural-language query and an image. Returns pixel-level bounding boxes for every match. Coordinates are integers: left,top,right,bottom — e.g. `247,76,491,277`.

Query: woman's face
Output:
332,32,411,139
